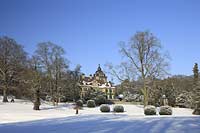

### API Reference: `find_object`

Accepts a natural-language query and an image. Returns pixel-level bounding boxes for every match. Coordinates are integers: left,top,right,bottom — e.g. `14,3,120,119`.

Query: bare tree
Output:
69,64,81,102
105,62,135,82
108,31,170,106
34,42,69,105
0,36,27,102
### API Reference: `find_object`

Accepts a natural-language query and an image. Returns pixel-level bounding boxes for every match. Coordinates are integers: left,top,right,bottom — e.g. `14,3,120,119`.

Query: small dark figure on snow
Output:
74,104,80,114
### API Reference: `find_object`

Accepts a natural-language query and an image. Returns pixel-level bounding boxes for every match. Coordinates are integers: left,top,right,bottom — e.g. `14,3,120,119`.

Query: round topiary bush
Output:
144,105,156,115
100,104,110,112
76,100,83,107
159,106,172,115
113,105,124,113
87,100,96,108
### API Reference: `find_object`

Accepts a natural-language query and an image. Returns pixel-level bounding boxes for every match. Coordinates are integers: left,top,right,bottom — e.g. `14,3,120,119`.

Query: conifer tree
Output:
193,63,200,115
193,63,199,87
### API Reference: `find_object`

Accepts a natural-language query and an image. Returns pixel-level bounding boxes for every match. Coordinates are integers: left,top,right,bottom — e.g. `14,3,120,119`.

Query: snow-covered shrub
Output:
87,100,96,108
76,100,83,107
59,96,67,102
118,94,124,101
193,108,200,115
175,92,192,108
100,104,110,112
159,106,172,115
45,95,52,102
124,94,141,102
144,105,156,115
113,105,124,112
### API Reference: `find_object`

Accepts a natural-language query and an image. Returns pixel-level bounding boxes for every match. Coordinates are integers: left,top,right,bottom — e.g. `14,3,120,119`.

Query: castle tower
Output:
94,64,107,84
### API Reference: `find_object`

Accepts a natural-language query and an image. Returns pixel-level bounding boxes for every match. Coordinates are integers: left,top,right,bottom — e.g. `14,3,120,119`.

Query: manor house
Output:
79,65,116,99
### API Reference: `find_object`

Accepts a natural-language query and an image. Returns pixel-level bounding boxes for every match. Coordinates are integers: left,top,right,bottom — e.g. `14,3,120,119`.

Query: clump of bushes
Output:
144,105,156,115
124,94,142,102
175,93,193,108
87,100,96,108
100,104,110,112
193,108,200,115
113,105,124,113
159,106,172,115
76,100,83,107
94,95,106,105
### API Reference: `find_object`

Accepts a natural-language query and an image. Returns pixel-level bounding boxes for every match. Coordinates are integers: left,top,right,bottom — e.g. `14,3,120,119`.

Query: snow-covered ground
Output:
0,98,195,123
0,98,199,133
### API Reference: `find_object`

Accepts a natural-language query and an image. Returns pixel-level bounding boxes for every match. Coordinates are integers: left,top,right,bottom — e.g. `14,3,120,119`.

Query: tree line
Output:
0,37,81,110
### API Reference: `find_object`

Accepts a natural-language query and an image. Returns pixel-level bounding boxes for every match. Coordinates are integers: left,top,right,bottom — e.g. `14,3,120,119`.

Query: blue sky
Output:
0,0,200,82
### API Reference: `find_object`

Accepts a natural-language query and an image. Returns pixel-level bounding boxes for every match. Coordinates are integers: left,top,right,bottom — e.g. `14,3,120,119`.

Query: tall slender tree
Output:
70,64,81,102
193,63,200,115
34,42,69,105
193,63,199,87
30,56,42,110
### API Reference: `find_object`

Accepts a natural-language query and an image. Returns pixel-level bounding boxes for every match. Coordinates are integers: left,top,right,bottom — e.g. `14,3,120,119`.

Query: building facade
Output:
79,65,115,99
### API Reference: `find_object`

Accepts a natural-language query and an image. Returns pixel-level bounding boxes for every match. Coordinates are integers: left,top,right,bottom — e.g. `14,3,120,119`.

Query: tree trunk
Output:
142,86,148,107
55,97,58,106
33,89,40,110
3,88,8,102
142,75,148,107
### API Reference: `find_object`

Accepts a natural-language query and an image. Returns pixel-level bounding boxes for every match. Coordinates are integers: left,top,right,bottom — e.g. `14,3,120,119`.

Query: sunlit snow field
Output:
0,98,199,133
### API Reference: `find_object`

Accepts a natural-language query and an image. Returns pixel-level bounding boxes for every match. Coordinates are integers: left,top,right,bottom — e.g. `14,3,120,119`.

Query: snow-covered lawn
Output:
0,99,195,123
0,99,199,133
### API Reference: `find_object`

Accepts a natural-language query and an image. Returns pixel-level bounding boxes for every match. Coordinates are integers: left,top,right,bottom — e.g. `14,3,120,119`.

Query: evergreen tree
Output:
193,63,200,115
193,63,199,87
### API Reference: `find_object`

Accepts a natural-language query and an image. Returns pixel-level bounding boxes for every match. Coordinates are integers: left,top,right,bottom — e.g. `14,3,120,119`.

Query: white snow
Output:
0,99,75,123
0,98,199,133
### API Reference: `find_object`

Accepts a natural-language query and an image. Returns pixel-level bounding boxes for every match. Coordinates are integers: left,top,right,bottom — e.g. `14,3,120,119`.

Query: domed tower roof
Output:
95,64,104,74
94,64,108,84
97,64,102,71
94,64,105,76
